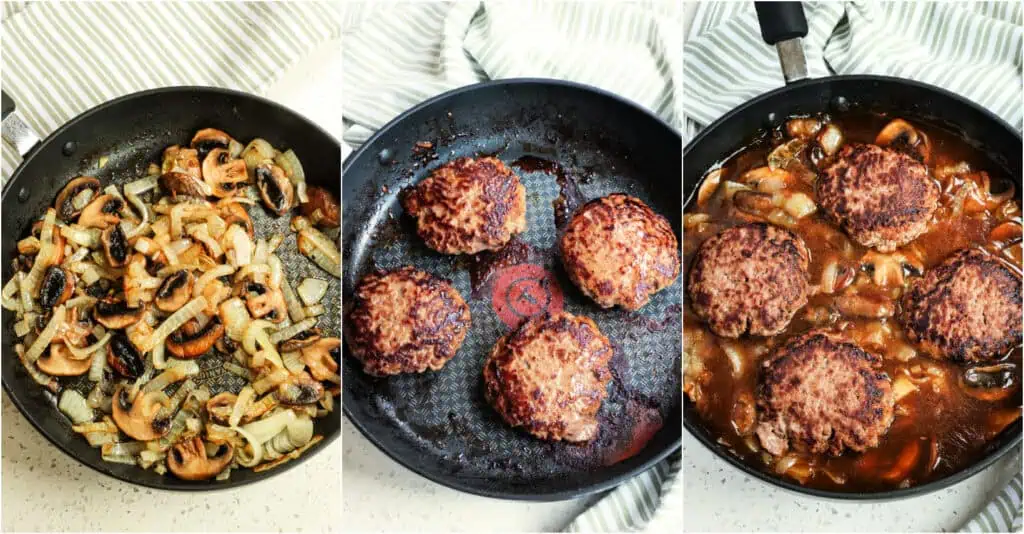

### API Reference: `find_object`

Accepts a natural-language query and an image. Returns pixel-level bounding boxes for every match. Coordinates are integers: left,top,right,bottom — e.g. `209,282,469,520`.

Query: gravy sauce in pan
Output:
683,113,1022,491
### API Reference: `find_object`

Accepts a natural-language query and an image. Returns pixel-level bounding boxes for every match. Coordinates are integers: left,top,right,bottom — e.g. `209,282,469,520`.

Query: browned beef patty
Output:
899,248,1022,363
686,223,810,338
755,330,895,456
817,144,939,252
400,157,527,254
346,267,471,376
483,312,613,442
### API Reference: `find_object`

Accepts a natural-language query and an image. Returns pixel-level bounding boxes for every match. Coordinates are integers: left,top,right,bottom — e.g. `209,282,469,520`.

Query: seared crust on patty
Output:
346,267,471,376
400,157,527,254
484,312,613,442
899,248,1022,363
560,194,679,311
817,144,939,252
686,223,810,338
755,330,895,456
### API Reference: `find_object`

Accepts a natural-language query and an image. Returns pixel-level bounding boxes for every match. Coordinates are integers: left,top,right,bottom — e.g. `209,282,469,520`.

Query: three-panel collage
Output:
0,1,1021,532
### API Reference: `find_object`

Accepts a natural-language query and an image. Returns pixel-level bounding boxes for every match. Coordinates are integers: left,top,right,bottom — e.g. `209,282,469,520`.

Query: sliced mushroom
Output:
961,363,1018,402
875,119,931,164
93,298,145,329
301,337,340,383
202,148,248,198
101,224,130,268
255,162,294,216
107,333,145,378
159,171,211,198
206,392,277,425
166,318,224,359
54,176,101,223
36,342,92,376
78,194,124,229
111,385,171,441
733,190,776,217
243,282,287,323
155,270,195,312
38,266,74,308
220,202,254,238
276,371,324,405
190,128,237,162
280,328,322,352
162,145,201,179
167,437,233,481
298,186,340,228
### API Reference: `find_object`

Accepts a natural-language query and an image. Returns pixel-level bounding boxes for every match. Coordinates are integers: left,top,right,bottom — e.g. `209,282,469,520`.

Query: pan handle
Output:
1,90,42,158
754,2,809,84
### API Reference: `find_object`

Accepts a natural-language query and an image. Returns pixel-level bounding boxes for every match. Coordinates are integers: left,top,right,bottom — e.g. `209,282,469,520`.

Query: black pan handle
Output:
1,90,42,158
754,1,809,84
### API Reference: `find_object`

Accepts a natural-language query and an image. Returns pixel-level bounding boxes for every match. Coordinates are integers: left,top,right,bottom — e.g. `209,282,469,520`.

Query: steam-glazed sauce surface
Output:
684,113,1022,492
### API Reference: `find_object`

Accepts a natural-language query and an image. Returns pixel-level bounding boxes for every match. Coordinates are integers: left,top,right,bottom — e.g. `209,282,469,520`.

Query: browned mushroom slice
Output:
166,318,224,359
167,437,233,480
54,176,101,223
298,186,340,228
276,371,325,405
36,343,92,376
301,337,340,383
221,202,254,238
107,333,145,378
961,363,1018,402
202,148,248,198
243,282,287,323
280,328,322,352
162,145,201,179
190,128,238,162
155,270,195,313
255,162,294,216
101,224,130,268
205,392,277,425
875,119,931,164
93,298,145,329
159,171,211,198
78,194,124,229
38,266,74,308
111,385,172,441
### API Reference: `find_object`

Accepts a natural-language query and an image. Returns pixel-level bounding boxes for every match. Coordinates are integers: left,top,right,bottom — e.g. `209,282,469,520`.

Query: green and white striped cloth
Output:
0,1,339,185
342,2,682,532
683,1,1023,140
961,472,1024,533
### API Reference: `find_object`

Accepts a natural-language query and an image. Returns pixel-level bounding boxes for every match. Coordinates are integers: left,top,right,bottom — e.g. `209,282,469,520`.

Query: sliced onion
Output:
58,390,94,424
233,426,264,467
280,273,306,323
252,368,289,394
88,344,107,382
282,351,305,373
219,297,251,341
223,361,251,380
194,265,235,298
2,274,20,299
297,278,328,306
269,318,317,344
141,296,207,352
24,305,65,364
274,149,305,187
229,386,255,428
72,188,95,210
243,320,284,369
304,304,325,317
152,341,167,370
267,255,283,290
103,441,147,457
241,409,296,444
64,295,97,310
234,264,271,283
67,332,111,360
286,417,314,448
224,225,252,266
143,360,200,392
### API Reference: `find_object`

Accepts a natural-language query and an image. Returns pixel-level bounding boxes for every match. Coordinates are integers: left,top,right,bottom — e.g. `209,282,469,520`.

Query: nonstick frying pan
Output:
342,79,683,501
683,2,1023,500
0,87,341,490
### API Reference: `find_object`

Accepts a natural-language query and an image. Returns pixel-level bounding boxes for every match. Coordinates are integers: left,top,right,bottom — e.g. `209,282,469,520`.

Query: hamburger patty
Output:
899,248,1022,363
817,143,939,252
400,157,527,254
686,223,810,338
346,267,471,376
560,194,679,311
755,330,895,456
483,312,613,442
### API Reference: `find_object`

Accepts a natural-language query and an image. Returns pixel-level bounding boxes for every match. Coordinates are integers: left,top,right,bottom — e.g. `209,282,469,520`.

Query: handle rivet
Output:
831,96,850,113
17,187,29,202
377,149,392,165
62,141,76,156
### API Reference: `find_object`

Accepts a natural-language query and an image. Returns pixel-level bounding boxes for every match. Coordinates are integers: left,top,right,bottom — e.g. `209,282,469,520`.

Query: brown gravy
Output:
683,112,1022,492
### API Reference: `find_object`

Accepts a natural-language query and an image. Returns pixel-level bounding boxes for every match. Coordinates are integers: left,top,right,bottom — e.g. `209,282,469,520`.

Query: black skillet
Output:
342,79,682,500
1,87,341,490
683,2,1023,500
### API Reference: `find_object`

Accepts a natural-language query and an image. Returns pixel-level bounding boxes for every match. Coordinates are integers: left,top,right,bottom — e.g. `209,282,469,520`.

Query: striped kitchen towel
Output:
961,470,1023,533
0,1,340,185
341,2,682,532
683,1,1023,141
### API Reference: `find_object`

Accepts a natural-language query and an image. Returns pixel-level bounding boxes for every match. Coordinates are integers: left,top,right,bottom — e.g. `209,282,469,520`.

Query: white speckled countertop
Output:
1,38,344,533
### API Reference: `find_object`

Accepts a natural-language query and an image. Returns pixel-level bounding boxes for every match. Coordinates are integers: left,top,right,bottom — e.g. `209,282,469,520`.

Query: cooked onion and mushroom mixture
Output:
2,128,341,481
684,114,1022,491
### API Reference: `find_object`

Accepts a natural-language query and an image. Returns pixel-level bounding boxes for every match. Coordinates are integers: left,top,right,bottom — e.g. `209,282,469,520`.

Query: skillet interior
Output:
342,80,682,500
1,87,341,490
683,75,1023,500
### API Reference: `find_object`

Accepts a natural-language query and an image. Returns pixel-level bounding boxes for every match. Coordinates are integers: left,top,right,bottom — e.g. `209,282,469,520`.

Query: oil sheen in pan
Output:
345,146,682,482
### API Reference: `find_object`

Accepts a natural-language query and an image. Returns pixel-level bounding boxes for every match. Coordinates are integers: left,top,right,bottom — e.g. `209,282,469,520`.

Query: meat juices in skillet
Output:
560,194,680,311
899,248,1023,363
400,157,527,254
817,143,940,252
347,267,471,376
686,223,811,338
755,330,895,456
483,312,613,442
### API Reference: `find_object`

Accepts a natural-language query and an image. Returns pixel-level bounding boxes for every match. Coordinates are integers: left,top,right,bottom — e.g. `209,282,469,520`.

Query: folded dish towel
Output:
342,2,682,532
0,1,339,185
683,1,1023,140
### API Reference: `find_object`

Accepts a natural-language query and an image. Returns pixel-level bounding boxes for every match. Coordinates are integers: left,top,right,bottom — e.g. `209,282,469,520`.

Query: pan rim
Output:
342,77,683,501
682,73,1024,500
1,85,341,492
